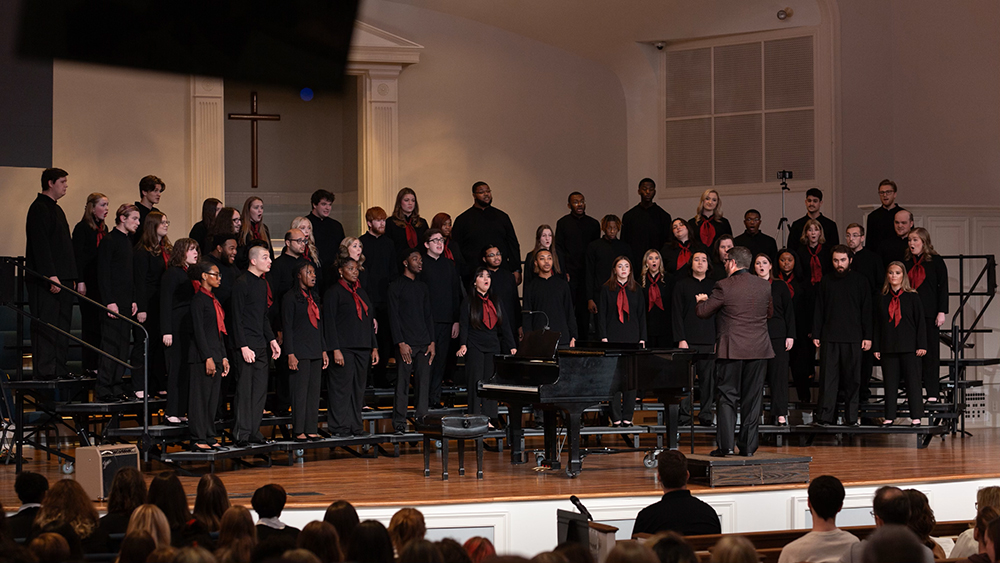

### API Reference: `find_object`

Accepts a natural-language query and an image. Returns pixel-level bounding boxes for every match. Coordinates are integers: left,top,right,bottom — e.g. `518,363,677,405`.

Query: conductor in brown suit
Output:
695,246,774,457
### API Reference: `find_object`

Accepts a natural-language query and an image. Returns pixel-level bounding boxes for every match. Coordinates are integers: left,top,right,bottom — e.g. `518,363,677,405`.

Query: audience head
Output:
117,530,157,563
893,209,914,237
530,551,569,563
878,179,898,208
985,515,1000,563
437,538,474,563
296,521,342,563
808,475,846,522
553,542,594,563
324,500,359,554
147,471,192,528
14,471,48,504
872,486,910,526
282,548,322,563
126,504,171,548
173,545,217,563
464,536,497,563
862,525,927,563
28,532,70,563
399,539,444,563
193,473,230,533
252,538,298,563
649,532,699,563
903,489,936,544
146,546,178,563
107,466,147,516
347,520,394,563
710,535,757,563
389,507,427,553
251,483,287,519
218,505,257,549
606,541,659,563
974,507,999,551
35,479,99,540
978,487,1000,513
656,450,689,490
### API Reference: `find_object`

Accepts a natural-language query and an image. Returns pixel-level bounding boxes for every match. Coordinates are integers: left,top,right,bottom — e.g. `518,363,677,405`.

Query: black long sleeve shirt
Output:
878,235,909,268
204,254,238,312
904,254,949,317
672,275,716,346
190,292,226,363
788,213,839,253
621,203,673,267
419,254,462,324
690,216,732,248
452,205,521,275
585,237,632,302
131,202,158,246
555,212,601,284
522,275,578,345
851,247,885,294
733,231,779,264
269,252,307,329
323,283,377,351
232,272,276,351
281,287,326,359
26,193,77,281
98,229,133,309
874,291,927,353
661,239,709,275
133,248,166,315
767,278,796,340
865,205,904,257
358,232,397,308
813,271,873,343
459,294,515,353
597,283,647,343
388,276,435,347
160,266,193,335
72,220,105,296
523,248,568,286
384,215,428,257
306,213,346,273
645,273,676,344
488,267,521,330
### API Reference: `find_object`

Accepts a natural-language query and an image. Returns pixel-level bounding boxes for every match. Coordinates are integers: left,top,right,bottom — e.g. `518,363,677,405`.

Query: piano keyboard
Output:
480,383,540,392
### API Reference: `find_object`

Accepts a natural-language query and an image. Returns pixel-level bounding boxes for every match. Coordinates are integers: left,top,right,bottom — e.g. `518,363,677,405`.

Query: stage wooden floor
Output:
3,428,999,512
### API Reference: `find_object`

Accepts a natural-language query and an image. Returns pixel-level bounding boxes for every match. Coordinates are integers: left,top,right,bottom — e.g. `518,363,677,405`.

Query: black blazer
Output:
459,294,516,353
190,291,226,364
323,282,377,351
904,254,949,317
160,266,194,336
767,278,796,340
597,283,647,343
874,291,927,354
672,275,716,346
98,228,134,309
282,287,326,359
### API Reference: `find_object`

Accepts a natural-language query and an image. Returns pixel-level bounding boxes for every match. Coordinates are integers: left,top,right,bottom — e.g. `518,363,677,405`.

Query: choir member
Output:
71,192,109,377
796,219,832,291
160,238,200,423
452,182,522,283
777,248,813,402
324,258,378,437
232,246,282,446
672,251,717,426
482,245,522,341
306,189,346,283
388,248,436,434
523,224,566,286
621,178,673,267
904,228,949,403
421,229,463,408
236,196,273,269
812,245,873,426
522,249,578,346
431,212,464,270
585,215,632,319
96,204,139,401
457,267,517,426
204,235,239,323
640,249,675,347
189,198,222,253
360,206,398,388
209,207,241,246
845,222,884,404
754,253,795,425
874,262,927,426
555,192,601,339
709,235,735,281
597,256,646,427
269,229,309,414
734,209,778,264
788,188,839,253
691,189,732,248
385,187,428,257
188,262,230,451
878,209,913,270
131,211,171,398
865,179,904,256
282,262,328,441
661,218,707,276
132,175,164,244
290,216,321,276
26,168,78,381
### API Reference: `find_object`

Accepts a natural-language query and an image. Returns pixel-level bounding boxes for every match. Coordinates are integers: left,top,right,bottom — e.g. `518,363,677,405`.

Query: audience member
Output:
777,475,858,563
126,504,172,548
193,474,232,533
389,507,427,554
633,450,722,536
862,525,928,563
215,506,256,563
100,466,147,537
712,535,758,563
146,546,179,563
399,539,444,563
984,517,999,563
148,471,212,548
648,531,699,563
465,536,497,563
838,486,931,563
30,478,110,558
283,548,322,563
297,521,342,563
346,520,395,563
904,489,947,559
955,507,999,563
323,500,359,555
553,542,595,563
438,538,475,563
28,532,71,563
118,531,158,563
173,545,219,563
8,471,48,539
530,551,569,563
251,537,298,563
252,484,301,544
953,487,1000,558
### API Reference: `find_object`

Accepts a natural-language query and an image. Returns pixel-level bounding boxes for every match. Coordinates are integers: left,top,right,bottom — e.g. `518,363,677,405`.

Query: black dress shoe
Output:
234,440,250,448
118,393,134,402
709,448,733,457
163,417,184,426
394,428,406,436
307,435,323,442
811,420,830,427
34,373,59,381
317,429,332,438
335,431,352,438
293,436,310,443
738,450,755,457
65,372,89,380
249,437,273,445
98,395,121,403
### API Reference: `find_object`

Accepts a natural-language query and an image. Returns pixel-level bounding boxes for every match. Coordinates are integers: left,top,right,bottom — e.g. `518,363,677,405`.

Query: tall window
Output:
665,35,815,189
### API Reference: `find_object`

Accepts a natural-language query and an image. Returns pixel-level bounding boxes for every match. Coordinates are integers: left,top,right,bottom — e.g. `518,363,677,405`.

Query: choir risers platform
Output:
685,452,812,487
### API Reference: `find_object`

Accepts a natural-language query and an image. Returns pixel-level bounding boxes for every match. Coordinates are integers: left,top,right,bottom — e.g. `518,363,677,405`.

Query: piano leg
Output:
566,407,585,478
506,403,526,464
542,409,560,470
667,403,680,451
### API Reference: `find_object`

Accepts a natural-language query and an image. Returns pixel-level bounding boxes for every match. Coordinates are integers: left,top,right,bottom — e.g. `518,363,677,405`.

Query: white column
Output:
190,76,226,226
356,66,403,213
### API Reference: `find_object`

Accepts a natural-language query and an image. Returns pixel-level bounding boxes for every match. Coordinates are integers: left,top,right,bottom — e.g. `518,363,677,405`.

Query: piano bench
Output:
418,414,489,480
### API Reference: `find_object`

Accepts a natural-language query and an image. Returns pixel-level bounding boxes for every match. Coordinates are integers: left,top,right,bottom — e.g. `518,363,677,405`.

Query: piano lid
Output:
513,329,562,360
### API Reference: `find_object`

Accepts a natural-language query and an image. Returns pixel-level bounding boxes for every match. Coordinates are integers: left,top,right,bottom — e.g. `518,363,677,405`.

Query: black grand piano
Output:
478,330,696,477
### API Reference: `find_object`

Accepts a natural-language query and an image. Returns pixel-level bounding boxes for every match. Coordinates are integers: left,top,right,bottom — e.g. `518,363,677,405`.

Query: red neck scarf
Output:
264,274,273,308
616,282,630,323
403,216,418,248
161,247,170,268
479,292,498,329
908,254,926,289
191,279,201,293
95,226,106,246
777,272,795,298
302,245,311,262
699,219,716,247
676,241,692,270
808,244,823,284
443,239,454,261
647,274,663,311
303,288,319,328
201,285,227,335
340,278,368,320
888,288,903,327
250,221,264,242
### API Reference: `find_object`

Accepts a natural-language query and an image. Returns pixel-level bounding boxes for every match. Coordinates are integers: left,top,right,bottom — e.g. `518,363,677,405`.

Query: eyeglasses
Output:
290,238,308,243
205,272,221,278
878,190,895,196
486,252,501,258
428,237,445,244
160,220,170,226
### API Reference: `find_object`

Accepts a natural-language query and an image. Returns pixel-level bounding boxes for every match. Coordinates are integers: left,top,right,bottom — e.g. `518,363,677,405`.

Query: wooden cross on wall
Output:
228,91,280,189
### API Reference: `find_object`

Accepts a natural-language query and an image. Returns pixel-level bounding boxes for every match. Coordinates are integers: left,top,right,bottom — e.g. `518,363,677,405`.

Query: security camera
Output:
655,42,665,50
777,7,793,20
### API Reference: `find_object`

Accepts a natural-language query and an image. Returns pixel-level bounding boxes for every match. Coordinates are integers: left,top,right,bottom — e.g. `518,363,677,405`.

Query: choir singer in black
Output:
388,248,436,434
873,262,926,426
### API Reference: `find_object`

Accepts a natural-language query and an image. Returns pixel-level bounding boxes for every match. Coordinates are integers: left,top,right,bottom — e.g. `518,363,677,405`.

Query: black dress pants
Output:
882,352,924,419
370,308,394,388
79,296,102,374
465,347,498,420
817,342,862,424
188,361,222,443
128,310,165,395
289,358,322,435
429,323,453,404
921,320,941,397
28,281,73,379
680,344,716,425
97,313,130,398
715,358,766,455
767,338,790,417
790,338,817,402
327,349,368,435
609,366,636,424
164,333,190,417
393,345,431,430
234,348,268,442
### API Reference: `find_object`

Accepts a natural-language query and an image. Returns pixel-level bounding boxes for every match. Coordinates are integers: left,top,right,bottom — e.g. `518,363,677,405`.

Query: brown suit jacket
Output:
695,269,774,360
